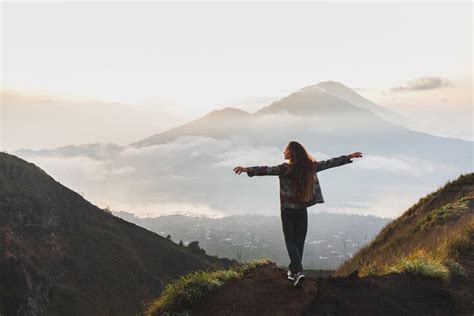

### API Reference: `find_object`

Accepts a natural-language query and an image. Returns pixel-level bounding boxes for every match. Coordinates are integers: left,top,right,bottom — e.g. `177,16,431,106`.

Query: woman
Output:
233,141,363,288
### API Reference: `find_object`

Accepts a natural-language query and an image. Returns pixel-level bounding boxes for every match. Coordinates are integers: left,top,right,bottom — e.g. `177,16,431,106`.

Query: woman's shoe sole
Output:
293,275,305,288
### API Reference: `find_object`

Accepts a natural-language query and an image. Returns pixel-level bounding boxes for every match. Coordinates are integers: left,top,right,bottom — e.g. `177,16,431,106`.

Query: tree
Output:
178,240,184,247
166,234,172,240
187,240,206,255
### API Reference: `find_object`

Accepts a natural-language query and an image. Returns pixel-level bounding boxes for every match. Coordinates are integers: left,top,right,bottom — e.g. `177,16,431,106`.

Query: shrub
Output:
237,258,272,271
416,197,470,231
359,263,378,277
387,250,450,280
443,259,467,277
449,224,474,258
187,241,206,255
146,269,240,315
145,259,273,315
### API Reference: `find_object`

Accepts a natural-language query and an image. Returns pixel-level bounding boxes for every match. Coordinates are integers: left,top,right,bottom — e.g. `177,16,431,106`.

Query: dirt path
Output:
191,263,318,316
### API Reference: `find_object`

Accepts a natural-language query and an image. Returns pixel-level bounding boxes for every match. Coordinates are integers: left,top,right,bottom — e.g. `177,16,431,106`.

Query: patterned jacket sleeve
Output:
246,164,286,177
315,155,353,172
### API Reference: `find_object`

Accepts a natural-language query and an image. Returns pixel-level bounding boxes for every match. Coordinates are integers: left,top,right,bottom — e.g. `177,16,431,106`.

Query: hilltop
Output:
0,153,234,315
146,173,474,315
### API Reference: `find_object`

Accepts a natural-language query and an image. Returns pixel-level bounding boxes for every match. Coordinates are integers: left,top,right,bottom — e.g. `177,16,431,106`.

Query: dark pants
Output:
281,207,308,274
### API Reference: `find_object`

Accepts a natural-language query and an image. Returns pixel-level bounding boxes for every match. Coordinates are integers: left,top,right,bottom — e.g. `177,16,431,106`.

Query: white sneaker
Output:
293,271,305,288
287,270,295,281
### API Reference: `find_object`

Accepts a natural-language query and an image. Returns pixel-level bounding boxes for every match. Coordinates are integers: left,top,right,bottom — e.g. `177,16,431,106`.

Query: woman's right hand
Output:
233,166,248,175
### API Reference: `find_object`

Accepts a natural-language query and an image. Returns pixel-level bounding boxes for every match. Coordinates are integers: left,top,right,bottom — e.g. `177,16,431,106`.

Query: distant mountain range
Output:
314,81,405,123
0,153,233,315
131,81,470,166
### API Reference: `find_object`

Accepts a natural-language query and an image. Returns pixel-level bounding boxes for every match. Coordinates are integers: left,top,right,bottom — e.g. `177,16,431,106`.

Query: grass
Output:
341,210,473,278
416,197,470,231
444,259,467,277
449,224,474,259
386,250,450,280
335,172,474,278
145,259,272,316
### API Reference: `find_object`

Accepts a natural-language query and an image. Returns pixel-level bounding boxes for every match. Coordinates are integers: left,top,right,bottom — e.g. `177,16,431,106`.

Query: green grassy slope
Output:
336,173,474,277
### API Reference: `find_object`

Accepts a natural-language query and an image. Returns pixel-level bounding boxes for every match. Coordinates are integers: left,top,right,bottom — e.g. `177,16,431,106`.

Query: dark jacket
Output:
246,155,353,210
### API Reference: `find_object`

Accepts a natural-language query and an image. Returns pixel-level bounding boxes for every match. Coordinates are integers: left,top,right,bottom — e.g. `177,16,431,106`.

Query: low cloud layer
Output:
13,132,464,219
391,76,451,92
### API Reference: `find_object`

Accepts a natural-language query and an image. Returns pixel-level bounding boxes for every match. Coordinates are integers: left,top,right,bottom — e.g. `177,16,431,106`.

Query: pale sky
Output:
2,2,472,113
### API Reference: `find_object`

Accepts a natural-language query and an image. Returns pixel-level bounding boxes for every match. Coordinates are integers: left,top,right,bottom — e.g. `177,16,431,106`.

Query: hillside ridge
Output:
0,152,234,315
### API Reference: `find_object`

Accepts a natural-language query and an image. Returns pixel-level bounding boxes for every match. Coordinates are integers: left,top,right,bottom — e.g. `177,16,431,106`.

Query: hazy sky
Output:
1,1,472,150
2,2,472,107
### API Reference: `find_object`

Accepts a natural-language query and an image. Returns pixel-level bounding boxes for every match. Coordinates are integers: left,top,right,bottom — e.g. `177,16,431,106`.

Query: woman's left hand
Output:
350,152,363,158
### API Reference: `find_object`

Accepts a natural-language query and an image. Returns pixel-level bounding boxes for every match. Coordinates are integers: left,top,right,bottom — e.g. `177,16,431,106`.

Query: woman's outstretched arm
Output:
233,164,285,177
316,152,363,172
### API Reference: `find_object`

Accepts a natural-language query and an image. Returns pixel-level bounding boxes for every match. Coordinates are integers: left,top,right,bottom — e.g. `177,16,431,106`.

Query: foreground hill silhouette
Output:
147,173,474,315
0,153,233,315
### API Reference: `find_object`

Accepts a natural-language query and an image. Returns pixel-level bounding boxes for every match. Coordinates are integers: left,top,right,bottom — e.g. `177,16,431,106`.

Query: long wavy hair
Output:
286,141,317,202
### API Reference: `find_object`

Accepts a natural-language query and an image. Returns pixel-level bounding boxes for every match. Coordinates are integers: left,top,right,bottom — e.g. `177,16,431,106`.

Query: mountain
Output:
131,84,395,148
315,81,406,124
132,107,253,148
129,81,471,166
146,173,474,315
0,153,233,315
16,143,125,159
253,85,374,117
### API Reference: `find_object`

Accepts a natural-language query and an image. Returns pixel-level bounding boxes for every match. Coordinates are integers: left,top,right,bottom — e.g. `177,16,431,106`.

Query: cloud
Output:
110,200,229,218
30,156,115,181
391,76,451,92
213,146,282,167
357,154,425,174
13,129,465,219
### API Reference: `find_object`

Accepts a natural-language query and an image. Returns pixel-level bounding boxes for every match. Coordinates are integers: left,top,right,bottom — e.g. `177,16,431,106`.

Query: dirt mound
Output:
305,272,458,315
191,263,318,316
190,255,473,316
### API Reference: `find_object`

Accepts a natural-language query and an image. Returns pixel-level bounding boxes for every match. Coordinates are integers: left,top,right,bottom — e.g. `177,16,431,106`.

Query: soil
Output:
191,259,474,316
192,263,318,316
